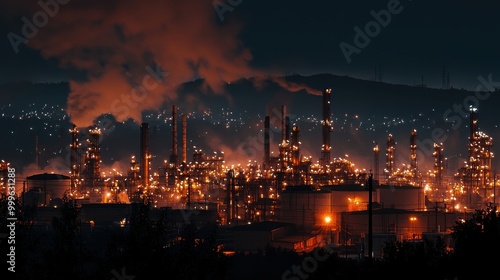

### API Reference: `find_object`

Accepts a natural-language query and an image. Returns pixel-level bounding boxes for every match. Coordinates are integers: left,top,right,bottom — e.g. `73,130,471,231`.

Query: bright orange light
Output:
324,216,331,224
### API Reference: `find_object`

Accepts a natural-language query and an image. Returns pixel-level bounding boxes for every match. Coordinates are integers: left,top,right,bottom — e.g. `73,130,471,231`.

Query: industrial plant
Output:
1,88,497,257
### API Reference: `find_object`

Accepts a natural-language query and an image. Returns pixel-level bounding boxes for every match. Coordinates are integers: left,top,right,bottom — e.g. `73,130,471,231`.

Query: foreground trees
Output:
449,203,499,277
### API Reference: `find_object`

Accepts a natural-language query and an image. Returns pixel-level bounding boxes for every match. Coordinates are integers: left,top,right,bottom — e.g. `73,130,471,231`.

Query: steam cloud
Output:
5,0,320,128
12,0,251,127
271,77,322,96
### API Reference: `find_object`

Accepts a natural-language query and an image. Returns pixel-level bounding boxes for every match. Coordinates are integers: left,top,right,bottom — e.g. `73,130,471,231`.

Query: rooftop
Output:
228,221,295,232
27,173,70,180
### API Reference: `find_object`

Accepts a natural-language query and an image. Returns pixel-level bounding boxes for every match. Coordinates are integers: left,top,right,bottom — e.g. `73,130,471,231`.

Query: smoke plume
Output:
5,0,319,127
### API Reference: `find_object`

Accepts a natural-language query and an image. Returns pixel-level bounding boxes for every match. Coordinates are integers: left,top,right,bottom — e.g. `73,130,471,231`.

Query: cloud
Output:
13,0,254,127
4,0,321,128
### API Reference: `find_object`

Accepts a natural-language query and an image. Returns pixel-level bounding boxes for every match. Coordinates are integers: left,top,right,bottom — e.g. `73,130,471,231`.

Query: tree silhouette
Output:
43,196,84,279
450,203,500,276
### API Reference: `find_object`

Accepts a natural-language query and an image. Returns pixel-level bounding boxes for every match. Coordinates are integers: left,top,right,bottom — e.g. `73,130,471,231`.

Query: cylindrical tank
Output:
26,173,71,205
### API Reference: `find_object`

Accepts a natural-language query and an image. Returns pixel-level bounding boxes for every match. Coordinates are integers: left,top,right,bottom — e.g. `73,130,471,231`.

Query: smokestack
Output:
170,105,178,166
70,124,79,190
469,107,478,142
373,142,379,182
410,129,418,176
264,116,270,167
182,114,187,164
140,123,149,189
226,169,235,224
281,105,286,145
386,134,396,184
291,124,301,184
433,143,443,188
83,128,101,188
291,125,300,167
279,104,289,169
321,88,332,164
285,116,290,143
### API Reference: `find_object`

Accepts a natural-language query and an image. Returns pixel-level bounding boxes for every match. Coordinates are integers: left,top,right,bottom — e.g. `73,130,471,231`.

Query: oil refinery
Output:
1,87,497,255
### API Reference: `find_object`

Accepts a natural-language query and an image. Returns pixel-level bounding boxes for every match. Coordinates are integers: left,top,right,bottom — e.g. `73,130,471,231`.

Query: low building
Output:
223,221,327,254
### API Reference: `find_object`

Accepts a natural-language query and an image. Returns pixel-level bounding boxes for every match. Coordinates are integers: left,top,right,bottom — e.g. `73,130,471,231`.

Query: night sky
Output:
1,0,499,88
0,0,499,174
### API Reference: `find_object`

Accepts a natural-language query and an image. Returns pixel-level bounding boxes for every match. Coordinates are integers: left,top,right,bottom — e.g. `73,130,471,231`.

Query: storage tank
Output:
26,173,71,205
377,184,423,210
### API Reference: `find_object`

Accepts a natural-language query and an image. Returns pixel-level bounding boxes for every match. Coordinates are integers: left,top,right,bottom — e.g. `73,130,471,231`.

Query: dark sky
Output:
240,0,500,89
1,0,499,90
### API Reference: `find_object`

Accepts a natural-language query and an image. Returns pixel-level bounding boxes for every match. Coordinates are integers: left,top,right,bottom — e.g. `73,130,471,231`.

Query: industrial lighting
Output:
324,216,332,224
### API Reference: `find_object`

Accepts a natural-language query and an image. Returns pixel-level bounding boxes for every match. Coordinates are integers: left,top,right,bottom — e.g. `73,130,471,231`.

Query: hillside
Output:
1,74,498,175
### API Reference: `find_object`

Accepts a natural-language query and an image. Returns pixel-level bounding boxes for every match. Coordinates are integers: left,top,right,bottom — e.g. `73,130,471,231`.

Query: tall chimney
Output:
386,134,396,184
140,123,149,189
281,105,286,145
373,142,380,181
410,129,418,177
469,107,478,147
182,114,187,164
291,125,300,167
264,116,270,167
285,116,290,143
279,105,289,168
85,128,101,188
321,88,332,164
467,107,480,198
170,105,178,166
433,143,443,188
69,124,79,191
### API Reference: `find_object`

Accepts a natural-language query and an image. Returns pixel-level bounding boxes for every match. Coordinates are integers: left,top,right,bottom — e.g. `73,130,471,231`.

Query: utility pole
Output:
435,201,438,232
226,170,234,224
494,172,497,206
344,217,348,259
444,203,447,232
